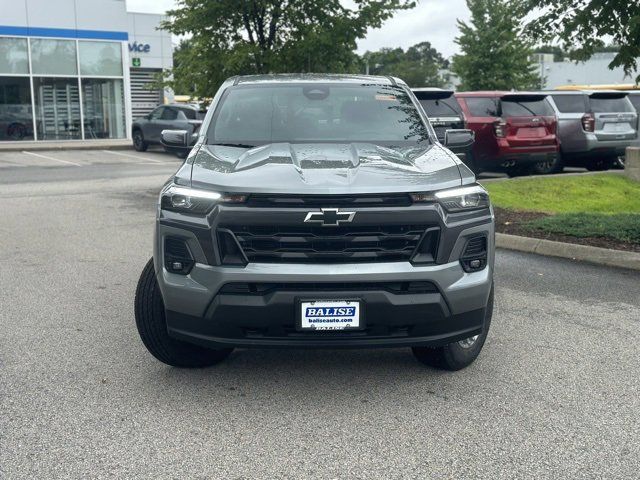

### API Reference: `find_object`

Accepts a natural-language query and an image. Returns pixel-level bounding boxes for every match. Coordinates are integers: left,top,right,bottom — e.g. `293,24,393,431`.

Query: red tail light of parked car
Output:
581,112,596,132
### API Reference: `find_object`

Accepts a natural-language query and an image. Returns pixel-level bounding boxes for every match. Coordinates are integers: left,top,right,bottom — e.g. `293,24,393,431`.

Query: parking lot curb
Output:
496,233,640,271
0,141,132,152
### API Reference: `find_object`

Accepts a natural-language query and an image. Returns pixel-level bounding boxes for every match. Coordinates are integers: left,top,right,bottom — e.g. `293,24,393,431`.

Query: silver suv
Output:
540,91,638,172
134,74,495,371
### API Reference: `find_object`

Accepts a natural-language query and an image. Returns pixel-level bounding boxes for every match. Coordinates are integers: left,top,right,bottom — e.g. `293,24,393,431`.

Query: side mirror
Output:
161,129,189,148
444,129,475,149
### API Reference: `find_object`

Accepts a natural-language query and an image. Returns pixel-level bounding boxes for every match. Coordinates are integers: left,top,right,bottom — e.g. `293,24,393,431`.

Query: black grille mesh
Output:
219,281,438,295
463,236,487,257
220,224,432,263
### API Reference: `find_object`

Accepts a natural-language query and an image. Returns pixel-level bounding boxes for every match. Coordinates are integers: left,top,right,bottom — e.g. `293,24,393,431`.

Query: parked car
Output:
542,91,638,172
625,91,640,152
134,74,495,371
454,92,559,175
132,103,206,157
412,88,473,167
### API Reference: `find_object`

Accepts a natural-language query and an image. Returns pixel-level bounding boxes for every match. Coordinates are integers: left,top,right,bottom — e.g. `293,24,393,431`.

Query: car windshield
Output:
418,98,462,117
500,98,554,116
207,83,430,147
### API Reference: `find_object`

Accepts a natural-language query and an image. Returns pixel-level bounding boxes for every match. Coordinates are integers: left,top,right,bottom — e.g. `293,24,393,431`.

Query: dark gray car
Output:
134,74,495,371
131,103,205,155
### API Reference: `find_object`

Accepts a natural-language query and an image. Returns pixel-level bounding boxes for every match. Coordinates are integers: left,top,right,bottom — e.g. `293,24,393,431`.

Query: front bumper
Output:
157,238,494,349
154,195,494,349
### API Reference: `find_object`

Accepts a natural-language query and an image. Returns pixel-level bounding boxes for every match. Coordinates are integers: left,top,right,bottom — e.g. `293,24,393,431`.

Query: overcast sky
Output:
125,0,470,59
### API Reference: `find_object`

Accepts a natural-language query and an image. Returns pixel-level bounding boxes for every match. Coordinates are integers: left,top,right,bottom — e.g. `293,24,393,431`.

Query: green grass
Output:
526,213,640,243
484,174,640,214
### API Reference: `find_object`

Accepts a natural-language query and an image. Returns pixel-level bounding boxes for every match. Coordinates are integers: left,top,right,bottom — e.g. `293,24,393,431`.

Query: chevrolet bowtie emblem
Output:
304,208,356,227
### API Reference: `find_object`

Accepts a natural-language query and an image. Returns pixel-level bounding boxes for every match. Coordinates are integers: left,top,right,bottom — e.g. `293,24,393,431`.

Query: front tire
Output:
134,258,233,368
132,129,148,152
412,283,494,371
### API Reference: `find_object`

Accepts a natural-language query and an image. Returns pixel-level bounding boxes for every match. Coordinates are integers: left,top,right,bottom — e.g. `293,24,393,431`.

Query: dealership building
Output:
0,0,173,143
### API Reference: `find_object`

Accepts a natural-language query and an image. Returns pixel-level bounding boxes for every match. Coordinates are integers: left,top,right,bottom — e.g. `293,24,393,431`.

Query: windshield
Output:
208,83,430,147
418,98,462,117
501,98,554,116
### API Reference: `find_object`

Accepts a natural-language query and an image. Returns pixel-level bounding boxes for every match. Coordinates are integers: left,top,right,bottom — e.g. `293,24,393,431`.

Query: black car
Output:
132,104,205,156
412,88,472,168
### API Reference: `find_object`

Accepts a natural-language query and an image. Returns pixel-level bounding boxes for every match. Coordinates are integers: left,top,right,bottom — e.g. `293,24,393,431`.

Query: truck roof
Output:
232,73,406,86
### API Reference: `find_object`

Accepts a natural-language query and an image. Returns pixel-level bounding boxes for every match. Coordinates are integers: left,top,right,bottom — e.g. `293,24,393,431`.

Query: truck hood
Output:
188,143,464,194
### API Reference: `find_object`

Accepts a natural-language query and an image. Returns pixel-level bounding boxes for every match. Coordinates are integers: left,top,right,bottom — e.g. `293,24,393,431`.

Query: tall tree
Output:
451,0,539,91
161,0,415,99
520,0,640,82
362,41,447,87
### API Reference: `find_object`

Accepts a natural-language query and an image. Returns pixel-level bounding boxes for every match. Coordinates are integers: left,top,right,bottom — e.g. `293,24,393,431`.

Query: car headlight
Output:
160,185,246,214
410,185,490,212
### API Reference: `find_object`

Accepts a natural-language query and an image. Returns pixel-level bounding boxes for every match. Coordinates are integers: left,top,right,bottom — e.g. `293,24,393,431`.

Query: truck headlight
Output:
160,185,246,214
411,185,490,212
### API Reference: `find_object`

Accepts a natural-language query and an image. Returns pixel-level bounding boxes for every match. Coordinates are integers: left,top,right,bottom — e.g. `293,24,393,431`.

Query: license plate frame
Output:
296,299,363,332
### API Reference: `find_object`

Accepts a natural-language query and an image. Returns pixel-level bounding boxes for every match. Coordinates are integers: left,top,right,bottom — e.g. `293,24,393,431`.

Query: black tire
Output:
132,129,148,152
505,165,529,177
586,157,614,171
412,283,494,371
134,258,233,368
530,154,564,175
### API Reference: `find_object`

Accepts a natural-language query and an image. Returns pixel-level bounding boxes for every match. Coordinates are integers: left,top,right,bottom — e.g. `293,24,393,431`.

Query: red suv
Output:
454,92,559,175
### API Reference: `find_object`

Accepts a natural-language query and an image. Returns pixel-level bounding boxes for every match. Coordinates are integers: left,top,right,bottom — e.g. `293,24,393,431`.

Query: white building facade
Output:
0,0,173,142
537,53,639,89
127,12,174,120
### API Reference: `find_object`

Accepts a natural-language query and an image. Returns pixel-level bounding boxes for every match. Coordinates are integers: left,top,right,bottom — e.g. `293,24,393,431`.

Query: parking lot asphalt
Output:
1,150,639,478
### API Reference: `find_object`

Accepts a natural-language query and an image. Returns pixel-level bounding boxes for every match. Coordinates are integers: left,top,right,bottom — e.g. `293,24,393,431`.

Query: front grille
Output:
247,194,412,208
219,224,435,264
219,281,439,295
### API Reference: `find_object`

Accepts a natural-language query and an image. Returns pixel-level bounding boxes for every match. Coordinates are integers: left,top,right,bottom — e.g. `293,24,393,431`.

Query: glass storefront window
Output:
33,77,81,140
79,41,123,77
0,38,29,74
30,39,78,75
0,36,129,141
81,78,125,139
0,77,34,141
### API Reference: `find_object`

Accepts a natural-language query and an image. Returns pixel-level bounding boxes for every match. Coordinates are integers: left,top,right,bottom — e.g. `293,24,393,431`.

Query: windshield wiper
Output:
210,142,255,148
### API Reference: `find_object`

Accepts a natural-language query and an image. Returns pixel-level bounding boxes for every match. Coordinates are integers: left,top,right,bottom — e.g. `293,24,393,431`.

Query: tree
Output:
520,0,640,82
361,41,447,87
161,0,415,99
451,0,539,91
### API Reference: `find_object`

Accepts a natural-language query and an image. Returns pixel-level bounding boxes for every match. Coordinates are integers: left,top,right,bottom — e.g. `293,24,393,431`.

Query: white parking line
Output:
22,151,82,167
101,149,166,163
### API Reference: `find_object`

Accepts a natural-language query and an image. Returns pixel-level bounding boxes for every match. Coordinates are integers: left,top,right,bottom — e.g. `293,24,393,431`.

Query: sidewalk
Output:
0,139,132,152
